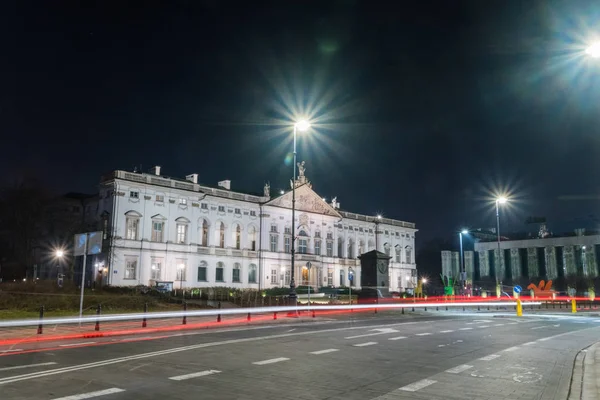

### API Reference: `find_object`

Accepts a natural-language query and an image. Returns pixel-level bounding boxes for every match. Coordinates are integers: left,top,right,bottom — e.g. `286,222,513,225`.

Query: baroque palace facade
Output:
96,165,417,292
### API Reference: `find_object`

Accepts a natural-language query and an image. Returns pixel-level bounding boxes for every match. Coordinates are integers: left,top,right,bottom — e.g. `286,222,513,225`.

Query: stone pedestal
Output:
510,248,521,279
359,250,391,295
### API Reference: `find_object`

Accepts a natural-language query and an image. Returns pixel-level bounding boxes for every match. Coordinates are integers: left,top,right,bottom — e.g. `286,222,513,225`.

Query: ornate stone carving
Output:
266,185,341,217
297,161,306,177
264,182,270,197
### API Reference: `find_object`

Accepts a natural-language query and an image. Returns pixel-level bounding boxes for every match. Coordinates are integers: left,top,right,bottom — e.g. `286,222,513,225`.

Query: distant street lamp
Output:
289,119,311,304
459,229,468,295
177,263,185,290
55,249,64,258
495,197,508,288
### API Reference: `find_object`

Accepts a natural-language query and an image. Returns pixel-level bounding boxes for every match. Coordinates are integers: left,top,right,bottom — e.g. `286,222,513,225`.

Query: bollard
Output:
142,302,148,328
374,306,378,314
436,306,438,311
95,304,101,331
572,299,577,314
402,307,405,314
412,307,415,312
424,306,427,311
273,312,277,320
445,306,448,311
37,305,44,335
478,305,480,311
183,302,187,325
463,306,465,312
217,301,222,322
516,299,523,317
312,310,316,318
247,312,251,322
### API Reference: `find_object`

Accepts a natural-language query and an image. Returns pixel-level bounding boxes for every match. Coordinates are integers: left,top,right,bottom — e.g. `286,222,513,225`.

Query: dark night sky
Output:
4,0,600,246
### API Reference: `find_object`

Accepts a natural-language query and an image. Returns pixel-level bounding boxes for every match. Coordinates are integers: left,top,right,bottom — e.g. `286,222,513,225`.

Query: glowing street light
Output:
55,249,64,258
495,196,509,287
289,119,312,304
459,230,469,295
586,42,600,58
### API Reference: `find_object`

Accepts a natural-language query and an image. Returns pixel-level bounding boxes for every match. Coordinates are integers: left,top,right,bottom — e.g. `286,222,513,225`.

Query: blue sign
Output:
514,285,522,294
348,272,354,281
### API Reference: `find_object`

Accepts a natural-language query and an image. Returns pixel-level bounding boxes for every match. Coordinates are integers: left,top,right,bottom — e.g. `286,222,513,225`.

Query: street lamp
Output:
459,229,468,295
289,119,311,303
495,197,508,290
55,249,64,258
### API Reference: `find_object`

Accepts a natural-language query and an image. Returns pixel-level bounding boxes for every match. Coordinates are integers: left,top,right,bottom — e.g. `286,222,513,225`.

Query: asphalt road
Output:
1,312,599,400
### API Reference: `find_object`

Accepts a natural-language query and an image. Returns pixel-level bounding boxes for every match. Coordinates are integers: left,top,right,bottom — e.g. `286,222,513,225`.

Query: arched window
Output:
234,225,241,250
197,261,208,281
232,262,241,283
395,245,401,263
248,226,256,251
337,238,344,258
248,264,257,283
201,220,209,246
347,240,354,259
405,246,412,264
216,261,225,282
217,222,225,248
384,243,391,256
298,229,308,254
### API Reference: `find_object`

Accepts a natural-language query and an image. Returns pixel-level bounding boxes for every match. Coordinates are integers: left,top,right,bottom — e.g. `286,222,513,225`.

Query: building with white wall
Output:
96,165,417,292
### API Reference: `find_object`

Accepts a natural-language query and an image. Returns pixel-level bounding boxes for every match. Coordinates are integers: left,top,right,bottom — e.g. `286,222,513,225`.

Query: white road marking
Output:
522,342,536,346
353,342,377,347
252,357,289,365
459,327,473,331
52,388,125,400
493,324,504,327
344,328,399,339
415,332,432,336
478,325,490,328
0,349,24,353
310,349,339,355
0,319,562,387
169,369,221,381
553,324,560,327
530,326,546,330
399,379,437,392
59,342,97,347
438,345,445,347
0,362,57,372
446,364,473,374
388,336,407,341
507,322,517,325
537,337,551,342
573,321,586,324
480,354,500,361
440,330,454,333
503,346,519,352
286,329,296,332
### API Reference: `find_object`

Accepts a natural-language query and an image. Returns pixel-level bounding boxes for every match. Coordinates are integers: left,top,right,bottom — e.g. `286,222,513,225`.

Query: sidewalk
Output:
570,342,600,399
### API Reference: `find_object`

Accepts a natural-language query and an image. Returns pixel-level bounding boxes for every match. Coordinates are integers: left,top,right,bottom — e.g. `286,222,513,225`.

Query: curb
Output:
568,341,600,399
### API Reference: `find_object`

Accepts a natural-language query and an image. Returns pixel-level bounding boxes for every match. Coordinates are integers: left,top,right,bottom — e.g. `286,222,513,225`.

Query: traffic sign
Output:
348,272,354,281
514,285,522,294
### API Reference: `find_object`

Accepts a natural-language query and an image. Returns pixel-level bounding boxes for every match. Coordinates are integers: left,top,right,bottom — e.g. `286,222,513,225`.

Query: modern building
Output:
442,230,600,284
96,165,418,291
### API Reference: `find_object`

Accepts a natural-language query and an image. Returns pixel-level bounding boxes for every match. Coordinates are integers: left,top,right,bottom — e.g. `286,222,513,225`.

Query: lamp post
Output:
178,263,184,290
495,197,508,290
375,214,382,251
289,120,310,303
459,229,468,295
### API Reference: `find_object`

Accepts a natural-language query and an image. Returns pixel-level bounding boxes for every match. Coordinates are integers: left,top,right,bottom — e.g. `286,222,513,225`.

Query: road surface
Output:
1,312,599,400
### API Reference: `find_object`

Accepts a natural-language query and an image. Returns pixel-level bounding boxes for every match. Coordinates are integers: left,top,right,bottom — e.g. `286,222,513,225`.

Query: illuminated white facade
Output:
97,166,417,292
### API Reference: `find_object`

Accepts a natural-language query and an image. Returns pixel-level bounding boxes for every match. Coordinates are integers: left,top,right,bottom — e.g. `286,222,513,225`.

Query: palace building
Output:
96,165,417,292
